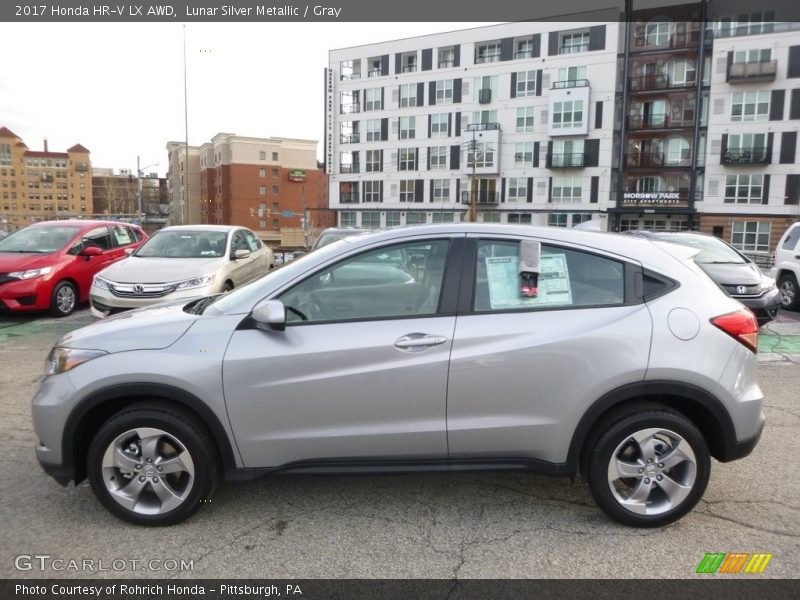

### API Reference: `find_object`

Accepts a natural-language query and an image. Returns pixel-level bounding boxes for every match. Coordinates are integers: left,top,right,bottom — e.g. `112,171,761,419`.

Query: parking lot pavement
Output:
0,308,798,579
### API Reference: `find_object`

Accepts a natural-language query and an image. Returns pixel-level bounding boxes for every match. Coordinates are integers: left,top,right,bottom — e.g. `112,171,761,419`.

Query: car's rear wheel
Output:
778,274,799,311
50,281,77,317
587,408,710,527
87,403,219,526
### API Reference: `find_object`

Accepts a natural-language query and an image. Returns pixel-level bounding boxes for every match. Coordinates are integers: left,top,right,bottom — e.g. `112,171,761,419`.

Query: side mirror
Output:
81,246,103,258
233,248,251,260
124,248,135,256
251,300,286,332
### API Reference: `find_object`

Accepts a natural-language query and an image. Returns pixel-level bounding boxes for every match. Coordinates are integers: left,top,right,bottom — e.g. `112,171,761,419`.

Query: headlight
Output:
45,347,107,375
8,266,52,280
92,276,110,290
175,274,215,290
760,278,776,292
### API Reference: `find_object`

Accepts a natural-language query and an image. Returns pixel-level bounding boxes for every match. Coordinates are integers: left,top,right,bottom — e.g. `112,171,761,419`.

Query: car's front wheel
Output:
87,403,219,526
778,273,799,311
587,407,710,527
50,281,77,317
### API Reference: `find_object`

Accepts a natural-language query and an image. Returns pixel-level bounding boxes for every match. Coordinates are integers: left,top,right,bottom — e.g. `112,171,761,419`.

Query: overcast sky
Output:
0,22,496,176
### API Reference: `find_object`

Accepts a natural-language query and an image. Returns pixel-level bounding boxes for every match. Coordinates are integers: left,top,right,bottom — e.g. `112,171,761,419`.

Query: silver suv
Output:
32,225,764,527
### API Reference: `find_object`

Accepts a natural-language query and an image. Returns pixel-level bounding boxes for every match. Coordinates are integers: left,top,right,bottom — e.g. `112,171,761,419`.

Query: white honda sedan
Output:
89,225,273,318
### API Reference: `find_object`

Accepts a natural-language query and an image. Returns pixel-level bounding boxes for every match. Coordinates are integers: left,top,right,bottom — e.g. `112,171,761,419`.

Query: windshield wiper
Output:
186,296,216,315
703,260,745,264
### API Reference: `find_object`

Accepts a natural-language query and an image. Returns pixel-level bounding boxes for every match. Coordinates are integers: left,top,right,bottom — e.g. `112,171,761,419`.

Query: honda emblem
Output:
133,284,145,295
736,286,747,295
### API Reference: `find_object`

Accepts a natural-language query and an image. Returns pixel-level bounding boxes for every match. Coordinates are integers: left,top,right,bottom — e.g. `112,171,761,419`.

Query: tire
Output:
778,273,800,311
87,403,219,526
586,407,710,527
50,281,77,317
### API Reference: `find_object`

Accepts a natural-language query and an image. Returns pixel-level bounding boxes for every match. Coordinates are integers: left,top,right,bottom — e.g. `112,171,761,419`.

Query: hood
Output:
58,301,199,353
698,261,764,286
99,256,226,284
0,252,57,272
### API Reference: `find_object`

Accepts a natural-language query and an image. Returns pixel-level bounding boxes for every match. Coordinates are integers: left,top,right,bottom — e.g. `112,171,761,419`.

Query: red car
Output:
0,220,147,316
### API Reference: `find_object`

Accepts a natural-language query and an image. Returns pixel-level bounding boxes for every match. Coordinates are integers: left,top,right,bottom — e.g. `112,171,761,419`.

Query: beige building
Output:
0,126,93,232
166,141,201,225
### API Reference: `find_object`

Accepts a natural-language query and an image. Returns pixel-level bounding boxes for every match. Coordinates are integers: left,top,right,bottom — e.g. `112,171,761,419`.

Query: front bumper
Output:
0,277,51,312
735,287,781,324
32,372,80,484
90,284,217,318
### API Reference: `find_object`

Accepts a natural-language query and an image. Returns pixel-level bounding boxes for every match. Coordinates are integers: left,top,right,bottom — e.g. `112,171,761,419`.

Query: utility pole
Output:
468,128,479,223
183,24,189,225
136,155,142,219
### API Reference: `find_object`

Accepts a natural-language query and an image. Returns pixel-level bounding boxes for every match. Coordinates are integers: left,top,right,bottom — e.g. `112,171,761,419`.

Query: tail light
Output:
710,309,759,353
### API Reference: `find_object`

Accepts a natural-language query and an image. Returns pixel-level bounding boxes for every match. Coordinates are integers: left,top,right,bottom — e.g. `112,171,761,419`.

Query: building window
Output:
363,181,382,203
475,41,501,63
552,176,582,202
481,212,501,223
548,213,569,227
724,174,763,204
361,211,381,228
400,84,418,108
399,148,417,171
731,91,769,122
260,219,266,229
717,13,775,38
471,110,497,125
431,113,449,137
435,80,453,104
432,212,455,223
340,211,357,227
365,88,383,111
559,31,590,54
515,36,535,59
733,48,771,64
272,185,279,194
731,221,770,252
665,137,690,165
405,211,426,224
516,107,535,132
259,168,266,177
259,185,267,195
366,149,382,172
438,46,456,68
508,213,532,224
572,214,592,226
556,66,587,86
645,22,670,46
386,212,401,227
401,52,417,73
340,59,361,80
366,119,381,142
367,56,385,77
515,70,537,97
552,100,584,129
399,116,416,140
466,142,495,168
272,168,280,177
553,139,584,167
259,151,266,160
727,133,767,161
507,178,528,203
473,75,498,102
430,146,448,169
514,142,534,166
432,179,450,202
399,180,417,202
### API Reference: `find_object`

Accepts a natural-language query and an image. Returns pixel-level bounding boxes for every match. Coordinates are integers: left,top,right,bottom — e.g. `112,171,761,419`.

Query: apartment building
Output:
326,2,800,256
166,141,201,225
92,167,168,233
326,21,619,231
0,127,92,232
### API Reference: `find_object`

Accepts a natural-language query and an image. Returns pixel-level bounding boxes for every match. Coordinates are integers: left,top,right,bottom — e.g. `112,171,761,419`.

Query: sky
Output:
0,22,497,177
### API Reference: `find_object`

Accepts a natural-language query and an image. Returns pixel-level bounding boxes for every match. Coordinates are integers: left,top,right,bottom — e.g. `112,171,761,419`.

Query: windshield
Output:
0,226,80,253
135,230,228,258
656,233,747,264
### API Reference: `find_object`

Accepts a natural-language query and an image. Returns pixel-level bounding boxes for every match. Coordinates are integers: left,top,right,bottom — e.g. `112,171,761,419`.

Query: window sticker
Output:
485,254,572,309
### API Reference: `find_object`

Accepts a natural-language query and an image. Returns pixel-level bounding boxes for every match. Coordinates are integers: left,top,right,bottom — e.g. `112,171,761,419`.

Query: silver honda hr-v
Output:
32,224,764,527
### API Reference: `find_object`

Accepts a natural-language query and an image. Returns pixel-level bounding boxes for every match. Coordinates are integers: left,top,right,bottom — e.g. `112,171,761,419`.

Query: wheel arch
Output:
63,383,239,484
570,380,738,477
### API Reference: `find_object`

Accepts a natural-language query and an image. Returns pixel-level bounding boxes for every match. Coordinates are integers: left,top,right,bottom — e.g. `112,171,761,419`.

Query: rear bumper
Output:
719,410,765,462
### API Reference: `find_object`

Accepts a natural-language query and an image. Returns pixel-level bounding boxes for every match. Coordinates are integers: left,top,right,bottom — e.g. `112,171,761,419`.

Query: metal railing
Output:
627,113,693,130
438,59,455,68
340,104,361,114
339,193,360,204
475,54,500,64
551,79,590,89
628,74,672,91
402,64,417,73
465,122,501,132
460,190,499,204
727,60,777,82
340,134,360,144
478,88,492,104
624,152,666,168
339,164,360,174
514,49,534,59
721,147,769,165
368,69,384,77
548,153,585,168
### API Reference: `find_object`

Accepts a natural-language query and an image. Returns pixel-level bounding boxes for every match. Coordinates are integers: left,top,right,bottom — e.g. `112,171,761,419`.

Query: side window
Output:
474,239,624,312
111,225,133,246
127,227,142,243
244,230,261,252
81,227,113,251
782,226,800,251
231,231,249,253
279,239,450,323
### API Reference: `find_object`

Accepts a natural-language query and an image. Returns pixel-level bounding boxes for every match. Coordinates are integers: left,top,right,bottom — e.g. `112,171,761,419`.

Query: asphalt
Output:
0,308,798,579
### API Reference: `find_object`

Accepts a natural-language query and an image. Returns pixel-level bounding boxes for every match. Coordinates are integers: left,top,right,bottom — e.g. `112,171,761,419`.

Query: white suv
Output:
771,222,800,311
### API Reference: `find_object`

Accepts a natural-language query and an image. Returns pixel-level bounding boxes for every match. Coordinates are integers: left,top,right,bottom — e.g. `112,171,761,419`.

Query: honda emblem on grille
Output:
133,284,145,295
736,286,747,295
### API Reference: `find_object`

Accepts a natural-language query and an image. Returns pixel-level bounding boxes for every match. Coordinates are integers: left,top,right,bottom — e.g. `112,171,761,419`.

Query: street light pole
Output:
467,128,479,223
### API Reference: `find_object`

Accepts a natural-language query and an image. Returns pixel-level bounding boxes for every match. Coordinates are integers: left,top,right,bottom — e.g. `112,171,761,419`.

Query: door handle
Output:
394,334,448,349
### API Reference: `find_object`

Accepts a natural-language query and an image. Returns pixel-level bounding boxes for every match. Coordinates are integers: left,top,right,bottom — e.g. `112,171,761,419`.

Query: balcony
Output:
547,153,585,168
339,163,360,174
368,69,384,78
631,29,700,52
340,73,361,81
628,74,674,92
340,134,360,144
465,122,501,132
475,54,500,64
340,104,361,115
340,193,360,204
460,190,499,204
514,49,534,59
402,64,417,73
559,44,590,54
727,60,777,83
627,114,693,130
438,59,455,68
551,79,589,90
721,147,770,165
624,153,666,168
478,88,492,104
